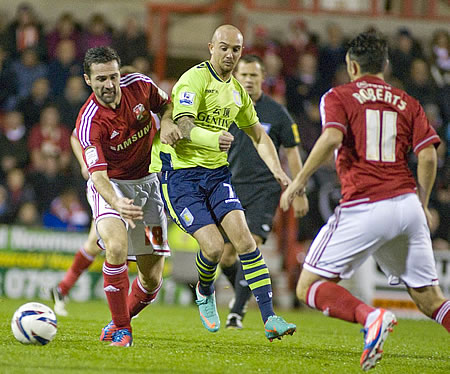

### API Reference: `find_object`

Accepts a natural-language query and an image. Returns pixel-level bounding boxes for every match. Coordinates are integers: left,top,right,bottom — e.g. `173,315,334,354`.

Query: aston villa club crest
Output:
133,103,150,122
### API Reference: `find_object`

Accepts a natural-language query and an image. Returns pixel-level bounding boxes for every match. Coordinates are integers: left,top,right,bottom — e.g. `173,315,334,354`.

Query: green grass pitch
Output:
0,298,448,374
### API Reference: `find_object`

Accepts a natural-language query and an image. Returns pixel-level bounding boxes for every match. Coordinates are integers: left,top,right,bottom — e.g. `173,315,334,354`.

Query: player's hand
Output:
274,170,291,188
422,206,434,231
280,180,306,211
160,120,183,146
292,194,309,218
218,131,234,152
112,197,143,228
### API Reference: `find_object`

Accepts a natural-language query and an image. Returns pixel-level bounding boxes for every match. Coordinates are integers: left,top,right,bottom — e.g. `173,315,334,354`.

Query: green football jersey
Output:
150,61,258,172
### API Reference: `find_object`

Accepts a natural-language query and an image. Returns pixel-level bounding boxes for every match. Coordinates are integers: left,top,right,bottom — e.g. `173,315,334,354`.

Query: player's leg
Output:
160,168,223,332
97,217,132,347
221,235,262,329
191,224,224,332
52,221,102,316
221,210,296,340
407,286,450,332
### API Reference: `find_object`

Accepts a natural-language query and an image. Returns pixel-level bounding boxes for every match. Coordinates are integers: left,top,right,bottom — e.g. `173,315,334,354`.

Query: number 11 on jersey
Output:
365,109,398,162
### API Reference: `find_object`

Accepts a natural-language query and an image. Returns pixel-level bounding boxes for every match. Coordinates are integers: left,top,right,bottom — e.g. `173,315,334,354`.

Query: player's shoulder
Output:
120,73,154,88
76,96,104,130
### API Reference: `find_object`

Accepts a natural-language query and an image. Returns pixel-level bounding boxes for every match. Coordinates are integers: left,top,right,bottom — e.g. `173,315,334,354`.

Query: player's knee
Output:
232,235,256,255
104,240,127,263
296,279,308,303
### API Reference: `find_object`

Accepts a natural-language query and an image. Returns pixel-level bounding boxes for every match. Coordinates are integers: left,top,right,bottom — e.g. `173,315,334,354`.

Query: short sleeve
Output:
412,103,441,154
234,87,259,129
172,68,205,121
320,89,348,134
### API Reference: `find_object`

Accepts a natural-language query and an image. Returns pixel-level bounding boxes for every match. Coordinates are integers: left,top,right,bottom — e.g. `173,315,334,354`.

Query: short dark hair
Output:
347,31,388,74
237,54,265,72
83,46,121,77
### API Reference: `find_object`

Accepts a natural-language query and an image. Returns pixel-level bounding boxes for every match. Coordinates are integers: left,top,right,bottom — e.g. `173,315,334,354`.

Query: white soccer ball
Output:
11,302,58,345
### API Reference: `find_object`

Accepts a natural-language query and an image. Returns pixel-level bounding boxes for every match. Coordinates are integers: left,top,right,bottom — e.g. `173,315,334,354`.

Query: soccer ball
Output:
11,302,58,345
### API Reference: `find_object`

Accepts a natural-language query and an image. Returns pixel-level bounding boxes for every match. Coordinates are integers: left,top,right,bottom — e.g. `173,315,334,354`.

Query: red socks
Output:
306,280,375,325
103,261,130,330
432,300,450,332
128,277,162,318
58,248,94,296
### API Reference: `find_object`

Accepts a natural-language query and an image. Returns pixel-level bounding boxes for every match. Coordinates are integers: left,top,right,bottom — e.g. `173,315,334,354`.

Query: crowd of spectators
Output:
0,4,447,249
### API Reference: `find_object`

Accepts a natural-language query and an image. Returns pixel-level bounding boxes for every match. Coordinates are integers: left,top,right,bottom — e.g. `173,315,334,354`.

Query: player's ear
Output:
83,73,92,87
208,42,214,56
351,61,359,76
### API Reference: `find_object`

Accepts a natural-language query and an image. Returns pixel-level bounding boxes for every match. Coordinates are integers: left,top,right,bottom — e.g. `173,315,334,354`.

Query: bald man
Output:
150,25,297,340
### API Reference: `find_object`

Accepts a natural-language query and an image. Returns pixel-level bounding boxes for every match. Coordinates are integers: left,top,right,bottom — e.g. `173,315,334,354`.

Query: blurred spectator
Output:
0,43,18,111
262,53,286,105
46,12,82,61
0,111,28,180
244,25,278,59
318,23,347,91
15,201,40,226
48,39,83,96
113,16,150,66
131,56,153,76
2,3,47,61
28,154,69,214
429,29,450,88
279,18,318,77
3,168,35,222
43,187,89,231
404,58,438,107
27,104,71,172
331,63,350,87
389,27,424,84
429,29,450,126
82,13,112,53
56,75,89,129
285,53,323,120
0,185,8,223
11,47,48,100
16,77,53,131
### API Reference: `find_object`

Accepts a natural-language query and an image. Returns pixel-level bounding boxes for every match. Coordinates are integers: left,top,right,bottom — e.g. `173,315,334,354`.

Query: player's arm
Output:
280,127,343,211
242,123,291,186
70,132,89,180
284,146,309,217
90,170,143,228
159,102,183,146
176,115,234,152
416,145,437,228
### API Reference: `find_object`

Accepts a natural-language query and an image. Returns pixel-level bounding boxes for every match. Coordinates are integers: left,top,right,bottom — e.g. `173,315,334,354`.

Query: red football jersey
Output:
320,76,440,205
76,73,169,180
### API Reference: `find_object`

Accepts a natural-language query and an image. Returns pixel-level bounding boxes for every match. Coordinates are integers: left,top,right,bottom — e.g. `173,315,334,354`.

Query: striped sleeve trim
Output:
78,100,98,148
120,73,154,86
413,134,440,153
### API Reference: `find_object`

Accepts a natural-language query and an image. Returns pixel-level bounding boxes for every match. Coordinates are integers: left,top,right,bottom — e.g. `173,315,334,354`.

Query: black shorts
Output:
224,182,281,244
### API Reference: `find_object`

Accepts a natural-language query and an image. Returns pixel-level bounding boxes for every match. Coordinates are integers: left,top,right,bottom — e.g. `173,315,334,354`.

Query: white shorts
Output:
304,193,439,288
87,174,170,258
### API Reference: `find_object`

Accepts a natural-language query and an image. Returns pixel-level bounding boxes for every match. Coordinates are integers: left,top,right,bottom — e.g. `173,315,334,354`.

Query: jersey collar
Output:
205,61,231,83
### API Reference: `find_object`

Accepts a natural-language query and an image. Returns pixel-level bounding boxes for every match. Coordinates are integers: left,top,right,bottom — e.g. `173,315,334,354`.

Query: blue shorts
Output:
160,166,243,235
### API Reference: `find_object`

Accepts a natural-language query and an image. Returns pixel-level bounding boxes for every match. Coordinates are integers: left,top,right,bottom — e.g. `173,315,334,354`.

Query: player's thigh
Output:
85,221,102,257
160,169,216,235
96,217,128,261
192,223,224,262
234,182,280,244
221,210,255,254
374,194,439,288
136,254,165,290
